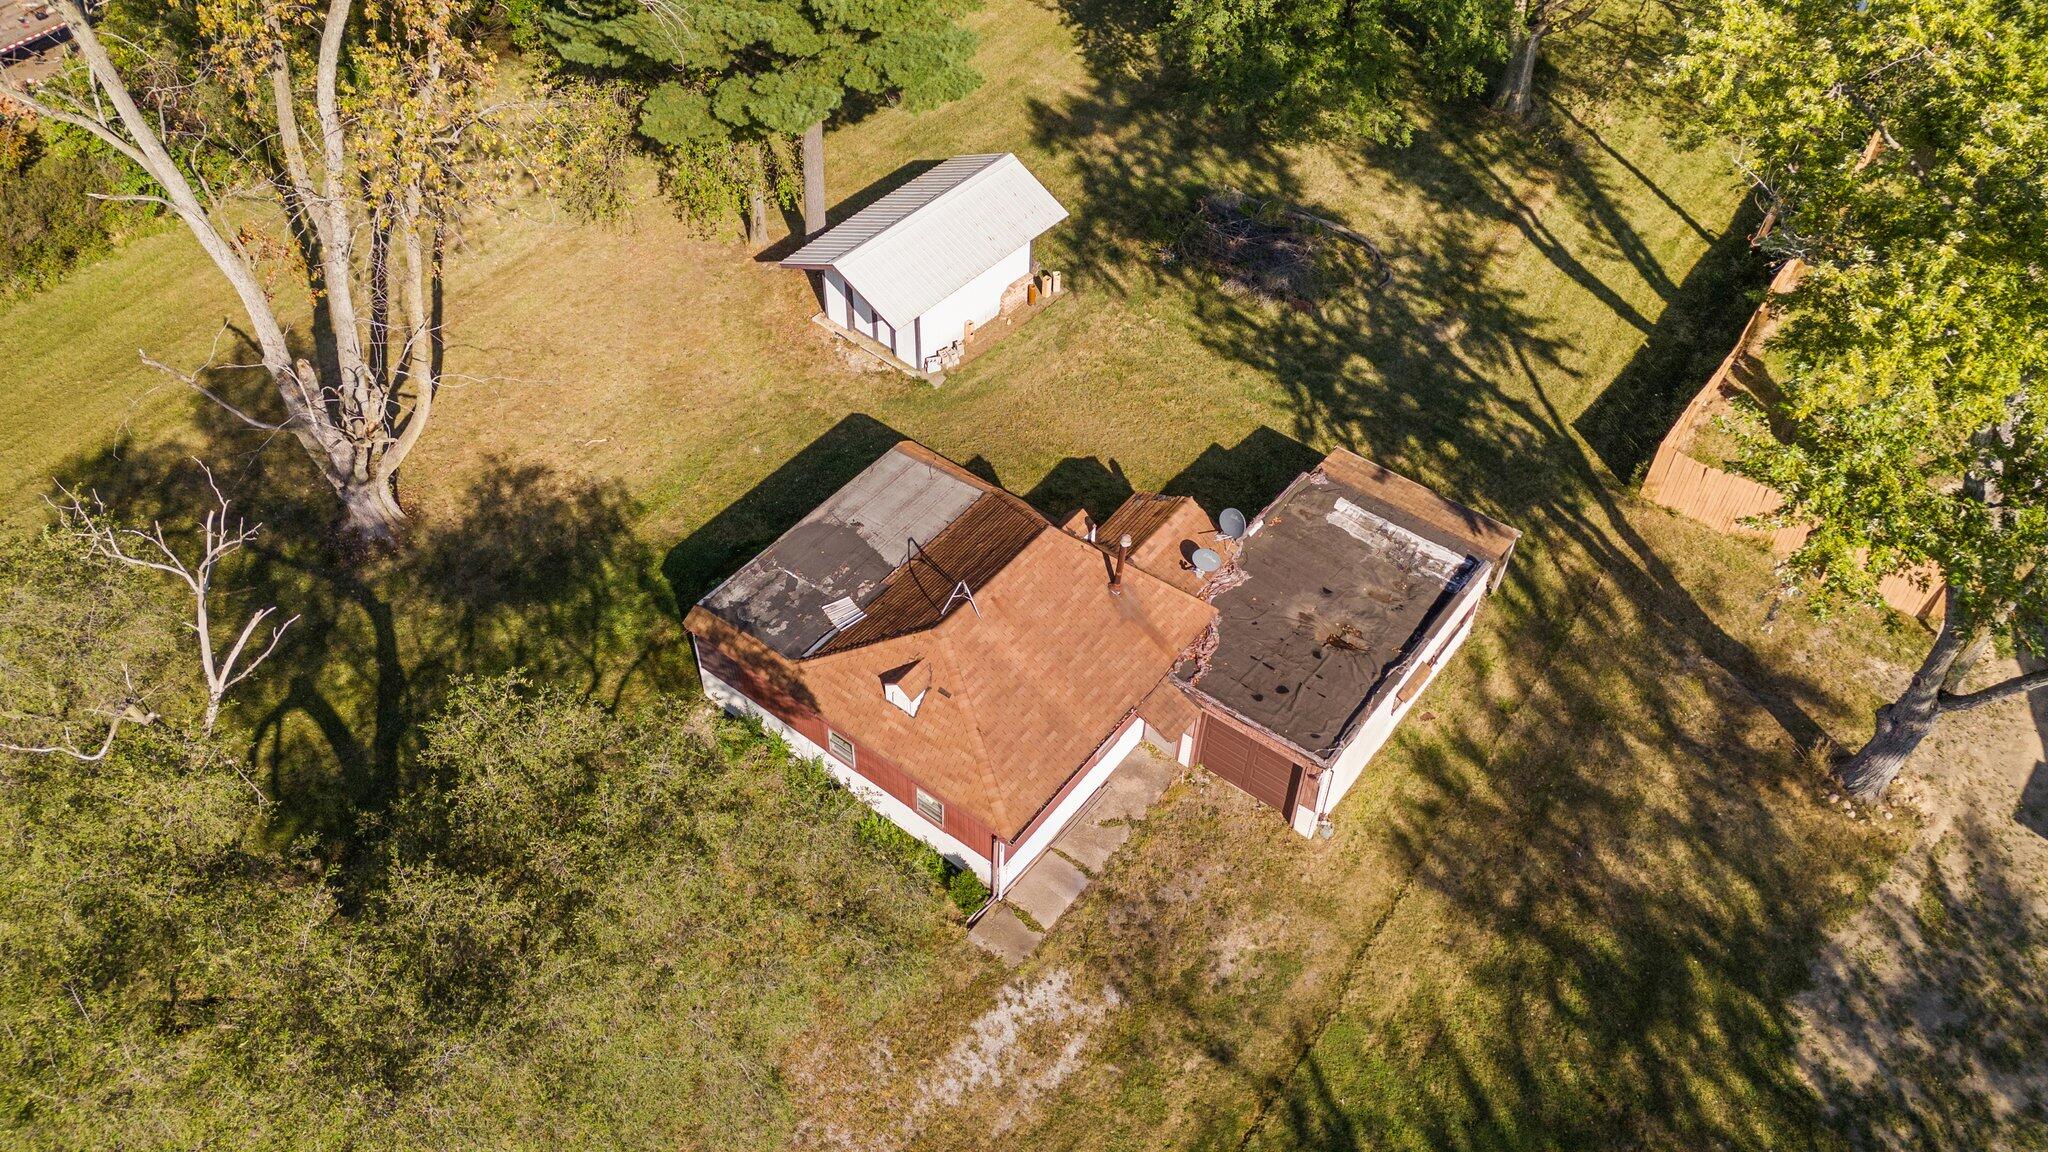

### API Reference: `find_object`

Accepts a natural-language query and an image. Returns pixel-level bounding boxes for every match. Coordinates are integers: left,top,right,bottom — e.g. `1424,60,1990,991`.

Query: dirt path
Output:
1795,657,2048,1149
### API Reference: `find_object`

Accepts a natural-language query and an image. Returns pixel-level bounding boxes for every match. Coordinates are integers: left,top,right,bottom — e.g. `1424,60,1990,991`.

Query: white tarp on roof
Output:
780,153,1068,327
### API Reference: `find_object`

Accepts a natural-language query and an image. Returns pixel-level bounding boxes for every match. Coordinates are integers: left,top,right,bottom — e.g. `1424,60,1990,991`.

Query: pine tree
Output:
542,0,981,240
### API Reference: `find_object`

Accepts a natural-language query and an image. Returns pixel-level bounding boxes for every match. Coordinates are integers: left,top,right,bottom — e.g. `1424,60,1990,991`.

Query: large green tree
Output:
543,0,980,240
1151,0,1507,143
1668,0,2048,799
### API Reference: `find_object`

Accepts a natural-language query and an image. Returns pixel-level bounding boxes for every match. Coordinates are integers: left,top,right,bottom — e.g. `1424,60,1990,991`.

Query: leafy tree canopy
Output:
1667,0,2048,794
1150,0,1509,143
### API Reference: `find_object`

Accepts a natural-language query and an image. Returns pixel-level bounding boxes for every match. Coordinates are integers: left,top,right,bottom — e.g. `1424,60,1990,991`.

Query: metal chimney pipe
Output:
1110,533,1132,595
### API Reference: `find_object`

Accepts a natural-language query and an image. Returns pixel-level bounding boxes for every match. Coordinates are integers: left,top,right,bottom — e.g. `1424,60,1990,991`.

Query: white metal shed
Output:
781,154,1068,371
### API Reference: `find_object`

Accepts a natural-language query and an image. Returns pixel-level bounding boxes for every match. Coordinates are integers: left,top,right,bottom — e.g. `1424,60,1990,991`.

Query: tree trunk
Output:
1495,21,1545,120
750,187,769,248
339,476,407,546
1838,587,1972,800
802,120,826,236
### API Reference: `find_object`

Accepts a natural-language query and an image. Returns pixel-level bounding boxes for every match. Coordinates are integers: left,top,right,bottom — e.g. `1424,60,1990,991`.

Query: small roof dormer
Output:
881,658,932,717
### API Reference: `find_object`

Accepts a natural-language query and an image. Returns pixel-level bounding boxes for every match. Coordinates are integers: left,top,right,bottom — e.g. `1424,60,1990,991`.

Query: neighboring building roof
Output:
1180,449,1519,762
688,441,1216,840
699,446,986,658
780,154,1069,328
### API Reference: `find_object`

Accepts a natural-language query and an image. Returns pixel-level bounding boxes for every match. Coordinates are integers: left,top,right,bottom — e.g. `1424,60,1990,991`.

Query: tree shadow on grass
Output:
1800,808,2048,1150
1001,5,1881,1147
39,346,685,877
660,412,911,616
1576,197,1767,483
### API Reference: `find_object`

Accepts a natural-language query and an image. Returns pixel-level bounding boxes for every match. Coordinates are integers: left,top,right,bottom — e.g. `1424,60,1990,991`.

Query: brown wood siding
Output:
854,738,998,859
697,637,997,859
1193,711,1306,817
698,639,828,746
1638,256,1945,620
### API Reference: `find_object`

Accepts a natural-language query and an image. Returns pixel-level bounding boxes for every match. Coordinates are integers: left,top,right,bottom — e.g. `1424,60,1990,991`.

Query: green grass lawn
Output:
0,1,1930,1146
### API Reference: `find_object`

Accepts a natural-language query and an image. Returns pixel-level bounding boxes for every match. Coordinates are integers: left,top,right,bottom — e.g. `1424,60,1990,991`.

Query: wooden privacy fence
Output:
1639,259,1946,620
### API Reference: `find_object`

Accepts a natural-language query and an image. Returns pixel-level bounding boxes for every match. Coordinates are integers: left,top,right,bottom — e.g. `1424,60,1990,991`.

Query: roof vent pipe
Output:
1110,533,1132,596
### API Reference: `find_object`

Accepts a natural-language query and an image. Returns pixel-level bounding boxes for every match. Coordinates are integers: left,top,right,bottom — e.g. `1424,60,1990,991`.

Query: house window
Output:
827,730,856,767
914,787,944,826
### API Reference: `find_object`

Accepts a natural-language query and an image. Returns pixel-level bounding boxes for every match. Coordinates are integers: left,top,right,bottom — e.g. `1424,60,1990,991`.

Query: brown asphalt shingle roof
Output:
689,441,1216,841
1100,493,1223,596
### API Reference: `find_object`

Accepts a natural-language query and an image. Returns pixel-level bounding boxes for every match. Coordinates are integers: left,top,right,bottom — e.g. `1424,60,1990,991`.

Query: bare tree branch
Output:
0,667,158,762
1940,667,2048,713
52,463,298,733
138,346,294,432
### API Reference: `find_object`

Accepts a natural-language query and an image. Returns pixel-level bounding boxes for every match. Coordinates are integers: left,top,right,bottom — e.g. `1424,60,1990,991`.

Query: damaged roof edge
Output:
1323,555,1491,754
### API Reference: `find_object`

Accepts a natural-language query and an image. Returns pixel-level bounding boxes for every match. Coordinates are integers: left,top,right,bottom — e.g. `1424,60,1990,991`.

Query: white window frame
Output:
914,787,944,826
827,729,856,767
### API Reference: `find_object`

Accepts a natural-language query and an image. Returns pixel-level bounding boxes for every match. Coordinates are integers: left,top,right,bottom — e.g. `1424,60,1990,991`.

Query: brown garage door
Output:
1194,714,1303,816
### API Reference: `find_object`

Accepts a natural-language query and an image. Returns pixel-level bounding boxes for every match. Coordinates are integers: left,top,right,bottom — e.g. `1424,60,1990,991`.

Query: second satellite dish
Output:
1218,507,1248,539
1190,547,1223,574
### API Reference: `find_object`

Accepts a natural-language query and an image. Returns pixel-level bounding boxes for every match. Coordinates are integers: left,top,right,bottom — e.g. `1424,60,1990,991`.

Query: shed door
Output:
1193,714,1302,816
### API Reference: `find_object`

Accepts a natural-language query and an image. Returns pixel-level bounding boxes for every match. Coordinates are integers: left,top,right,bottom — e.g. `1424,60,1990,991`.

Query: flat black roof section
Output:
1183,472,1480,759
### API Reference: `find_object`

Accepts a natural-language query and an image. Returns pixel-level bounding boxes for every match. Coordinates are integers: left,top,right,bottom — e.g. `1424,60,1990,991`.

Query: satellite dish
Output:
1218,508,1247,539
1190,547,1223,574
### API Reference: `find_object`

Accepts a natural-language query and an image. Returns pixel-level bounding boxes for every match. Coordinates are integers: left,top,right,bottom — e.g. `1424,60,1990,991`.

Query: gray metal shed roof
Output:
780,153,1068,327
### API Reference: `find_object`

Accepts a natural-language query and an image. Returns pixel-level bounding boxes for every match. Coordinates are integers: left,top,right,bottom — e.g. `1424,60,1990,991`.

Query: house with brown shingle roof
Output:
686,440,1517,896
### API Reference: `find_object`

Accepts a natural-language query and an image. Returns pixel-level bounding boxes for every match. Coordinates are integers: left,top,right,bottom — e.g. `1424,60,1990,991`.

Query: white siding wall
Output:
822,270,848,330
823,243,1032,369
903,242,1033,367
997,712,1143,895
1302,572,1493,835
697,659,994,883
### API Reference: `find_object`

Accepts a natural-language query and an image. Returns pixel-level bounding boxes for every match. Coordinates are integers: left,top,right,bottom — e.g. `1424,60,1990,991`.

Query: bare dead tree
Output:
0,0,490,545
54,464,299,734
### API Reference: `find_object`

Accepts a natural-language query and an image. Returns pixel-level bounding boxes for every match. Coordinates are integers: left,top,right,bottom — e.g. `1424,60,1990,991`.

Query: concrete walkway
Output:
970,747,1181,965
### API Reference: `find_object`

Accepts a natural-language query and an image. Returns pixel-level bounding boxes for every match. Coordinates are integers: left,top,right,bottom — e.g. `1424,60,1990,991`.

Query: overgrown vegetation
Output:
856,809,994,914
0,534,954,1144
0,111,159,296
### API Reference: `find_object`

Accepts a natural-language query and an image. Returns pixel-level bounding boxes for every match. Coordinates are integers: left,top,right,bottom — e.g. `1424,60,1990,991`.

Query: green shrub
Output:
947,867,991,915
855,810,950,888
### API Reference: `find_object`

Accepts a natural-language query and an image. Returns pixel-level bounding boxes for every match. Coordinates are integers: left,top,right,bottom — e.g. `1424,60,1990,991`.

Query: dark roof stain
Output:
1183,472,1483,759
817,493,1047,654
700,449,983,657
